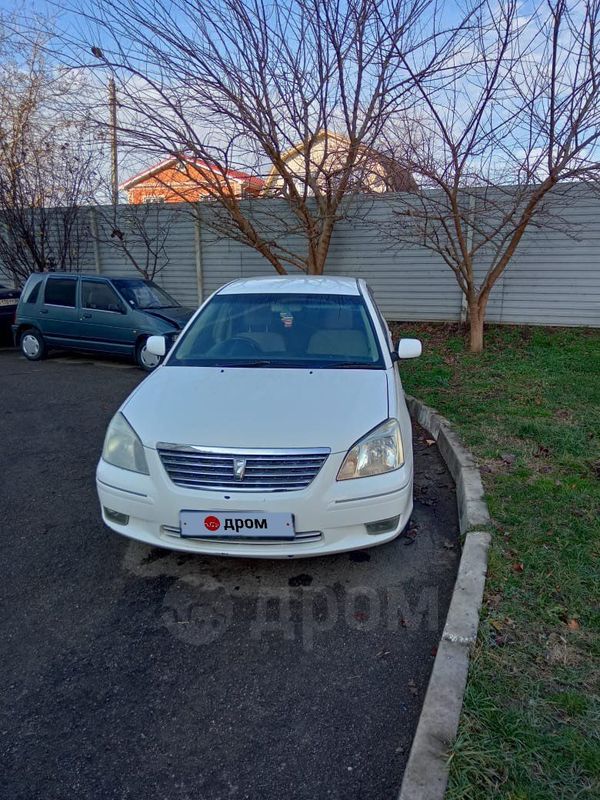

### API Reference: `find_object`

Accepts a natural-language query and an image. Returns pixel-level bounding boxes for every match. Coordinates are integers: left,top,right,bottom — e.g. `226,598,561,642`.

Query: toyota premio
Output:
96,276,421,558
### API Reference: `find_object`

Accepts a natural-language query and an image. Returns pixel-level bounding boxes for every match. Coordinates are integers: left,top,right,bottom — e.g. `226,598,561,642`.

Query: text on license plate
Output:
179,510,295,539
0,298,17,306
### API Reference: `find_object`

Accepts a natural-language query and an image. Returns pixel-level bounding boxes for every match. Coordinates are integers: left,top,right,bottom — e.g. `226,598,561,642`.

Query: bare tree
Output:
381,0,600,351
67,0,463,275
0,19,103,285
92,200,178,281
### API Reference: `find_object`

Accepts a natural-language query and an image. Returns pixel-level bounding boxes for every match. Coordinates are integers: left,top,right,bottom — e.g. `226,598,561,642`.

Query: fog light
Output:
365,515,400,535
104,507,129,525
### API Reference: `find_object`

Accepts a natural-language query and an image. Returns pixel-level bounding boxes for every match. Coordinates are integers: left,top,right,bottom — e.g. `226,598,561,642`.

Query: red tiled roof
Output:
120,156,264,191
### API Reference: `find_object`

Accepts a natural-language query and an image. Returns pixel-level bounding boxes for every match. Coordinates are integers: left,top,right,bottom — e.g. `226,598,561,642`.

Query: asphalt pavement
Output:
0,349,459,800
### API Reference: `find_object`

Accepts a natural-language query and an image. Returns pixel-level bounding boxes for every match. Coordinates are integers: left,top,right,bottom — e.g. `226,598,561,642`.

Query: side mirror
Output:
396,338,422,359
146,335,167,357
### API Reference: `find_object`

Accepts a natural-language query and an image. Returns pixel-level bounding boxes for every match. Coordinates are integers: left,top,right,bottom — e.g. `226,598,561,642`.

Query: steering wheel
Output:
222,336,263,357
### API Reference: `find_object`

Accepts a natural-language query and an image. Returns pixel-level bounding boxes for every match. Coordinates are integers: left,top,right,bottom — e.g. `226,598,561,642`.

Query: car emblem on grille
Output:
233,457,247,480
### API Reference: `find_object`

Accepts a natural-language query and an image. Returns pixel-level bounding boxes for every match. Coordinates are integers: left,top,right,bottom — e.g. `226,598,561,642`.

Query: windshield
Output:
112,279,180,310
168,292,385,368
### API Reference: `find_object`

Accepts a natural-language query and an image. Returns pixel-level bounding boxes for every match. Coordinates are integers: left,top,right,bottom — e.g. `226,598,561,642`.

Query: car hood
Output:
123,366,389,453
143,306,195,328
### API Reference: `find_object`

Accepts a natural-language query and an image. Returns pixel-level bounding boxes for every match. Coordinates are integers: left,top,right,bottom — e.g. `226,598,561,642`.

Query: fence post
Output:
194,205,204,304
89,206,102,274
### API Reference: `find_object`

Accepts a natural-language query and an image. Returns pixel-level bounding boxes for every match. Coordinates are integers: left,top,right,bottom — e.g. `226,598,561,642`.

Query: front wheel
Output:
20,329,47,361
136,338,163,371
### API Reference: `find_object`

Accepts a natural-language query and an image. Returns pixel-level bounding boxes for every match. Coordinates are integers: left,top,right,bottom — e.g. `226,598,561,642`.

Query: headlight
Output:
337,418,404,480
102,412,149,474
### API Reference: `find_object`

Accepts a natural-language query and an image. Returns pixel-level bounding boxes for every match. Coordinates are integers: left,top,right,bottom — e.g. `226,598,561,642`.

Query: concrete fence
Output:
2,188,599,326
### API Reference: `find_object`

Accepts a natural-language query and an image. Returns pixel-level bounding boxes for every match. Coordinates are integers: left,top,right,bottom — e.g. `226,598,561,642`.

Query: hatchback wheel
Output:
136,338,162,371
20,329,46,361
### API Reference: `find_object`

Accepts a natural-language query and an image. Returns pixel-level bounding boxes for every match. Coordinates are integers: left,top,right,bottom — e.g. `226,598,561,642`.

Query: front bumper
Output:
96,447,413,558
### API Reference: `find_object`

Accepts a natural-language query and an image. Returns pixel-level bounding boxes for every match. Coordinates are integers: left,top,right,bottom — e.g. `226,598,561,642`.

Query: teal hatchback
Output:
13,273,195,370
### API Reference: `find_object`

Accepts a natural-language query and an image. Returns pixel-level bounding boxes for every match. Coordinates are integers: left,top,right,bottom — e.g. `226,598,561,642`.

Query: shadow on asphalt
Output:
0,351,459,800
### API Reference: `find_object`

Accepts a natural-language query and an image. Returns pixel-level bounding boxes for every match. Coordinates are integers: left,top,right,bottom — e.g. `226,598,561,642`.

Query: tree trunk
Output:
308,219,335,274
468,301,484,353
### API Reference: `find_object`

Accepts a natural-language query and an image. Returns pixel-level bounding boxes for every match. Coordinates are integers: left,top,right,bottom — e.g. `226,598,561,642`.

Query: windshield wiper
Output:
215,360,276,367
321,362,380,369
213,360,380,369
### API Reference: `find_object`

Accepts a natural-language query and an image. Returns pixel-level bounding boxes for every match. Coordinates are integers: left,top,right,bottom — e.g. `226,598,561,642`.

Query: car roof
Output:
218,276,361,296
39,273,150,283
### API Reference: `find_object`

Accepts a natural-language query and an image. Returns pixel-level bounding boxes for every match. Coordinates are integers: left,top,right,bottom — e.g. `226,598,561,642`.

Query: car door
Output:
77,278,136,354
39,275,80,345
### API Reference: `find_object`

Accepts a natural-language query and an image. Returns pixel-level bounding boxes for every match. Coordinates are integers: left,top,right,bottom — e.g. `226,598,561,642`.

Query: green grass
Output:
392,323,600,800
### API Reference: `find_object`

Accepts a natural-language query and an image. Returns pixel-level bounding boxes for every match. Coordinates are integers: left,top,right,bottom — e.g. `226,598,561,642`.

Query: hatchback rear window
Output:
44,278,76,307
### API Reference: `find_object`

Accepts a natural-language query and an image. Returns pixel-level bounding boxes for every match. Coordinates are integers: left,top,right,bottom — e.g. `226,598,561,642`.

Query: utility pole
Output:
108,77,118,206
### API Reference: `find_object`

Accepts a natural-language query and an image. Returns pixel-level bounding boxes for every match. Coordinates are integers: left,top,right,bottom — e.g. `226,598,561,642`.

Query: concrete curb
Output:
399,396,492,800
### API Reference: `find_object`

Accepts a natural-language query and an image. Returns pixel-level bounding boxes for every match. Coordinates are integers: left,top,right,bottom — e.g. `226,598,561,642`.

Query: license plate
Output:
0,298,17,307
180,510,295,539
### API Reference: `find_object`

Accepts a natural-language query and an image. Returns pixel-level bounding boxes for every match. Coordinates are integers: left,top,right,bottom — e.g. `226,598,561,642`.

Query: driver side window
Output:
82,281,124,313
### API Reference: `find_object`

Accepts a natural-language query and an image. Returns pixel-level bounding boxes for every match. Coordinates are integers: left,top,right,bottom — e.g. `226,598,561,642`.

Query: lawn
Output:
392,323,600,800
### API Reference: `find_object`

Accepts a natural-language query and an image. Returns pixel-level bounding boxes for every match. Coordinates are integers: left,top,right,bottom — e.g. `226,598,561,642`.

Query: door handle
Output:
81,313,92,319
40,309,48,314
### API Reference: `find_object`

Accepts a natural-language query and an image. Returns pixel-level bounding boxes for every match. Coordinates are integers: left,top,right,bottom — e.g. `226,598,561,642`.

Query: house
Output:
262,130,416,196
121,157,265,204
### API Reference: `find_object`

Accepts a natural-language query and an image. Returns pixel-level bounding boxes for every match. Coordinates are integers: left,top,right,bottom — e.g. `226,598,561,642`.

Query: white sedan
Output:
96,276,421,558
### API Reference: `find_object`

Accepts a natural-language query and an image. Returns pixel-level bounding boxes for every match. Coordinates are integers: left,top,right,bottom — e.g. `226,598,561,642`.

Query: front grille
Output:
157,445,330,492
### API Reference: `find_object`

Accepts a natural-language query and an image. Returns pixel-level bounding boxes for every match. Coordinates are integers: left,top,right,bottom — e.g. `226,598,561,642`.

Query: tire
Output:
135,338,163,371
20,329,46,361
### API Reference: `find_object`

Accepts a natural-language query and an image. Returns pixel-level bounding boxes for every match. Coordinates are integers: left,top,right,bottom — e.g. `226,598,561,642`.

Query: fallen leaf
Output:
512,562,524,573
402,526,418,546
425,439,435,446
489,619,504,632
567,619,580,630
